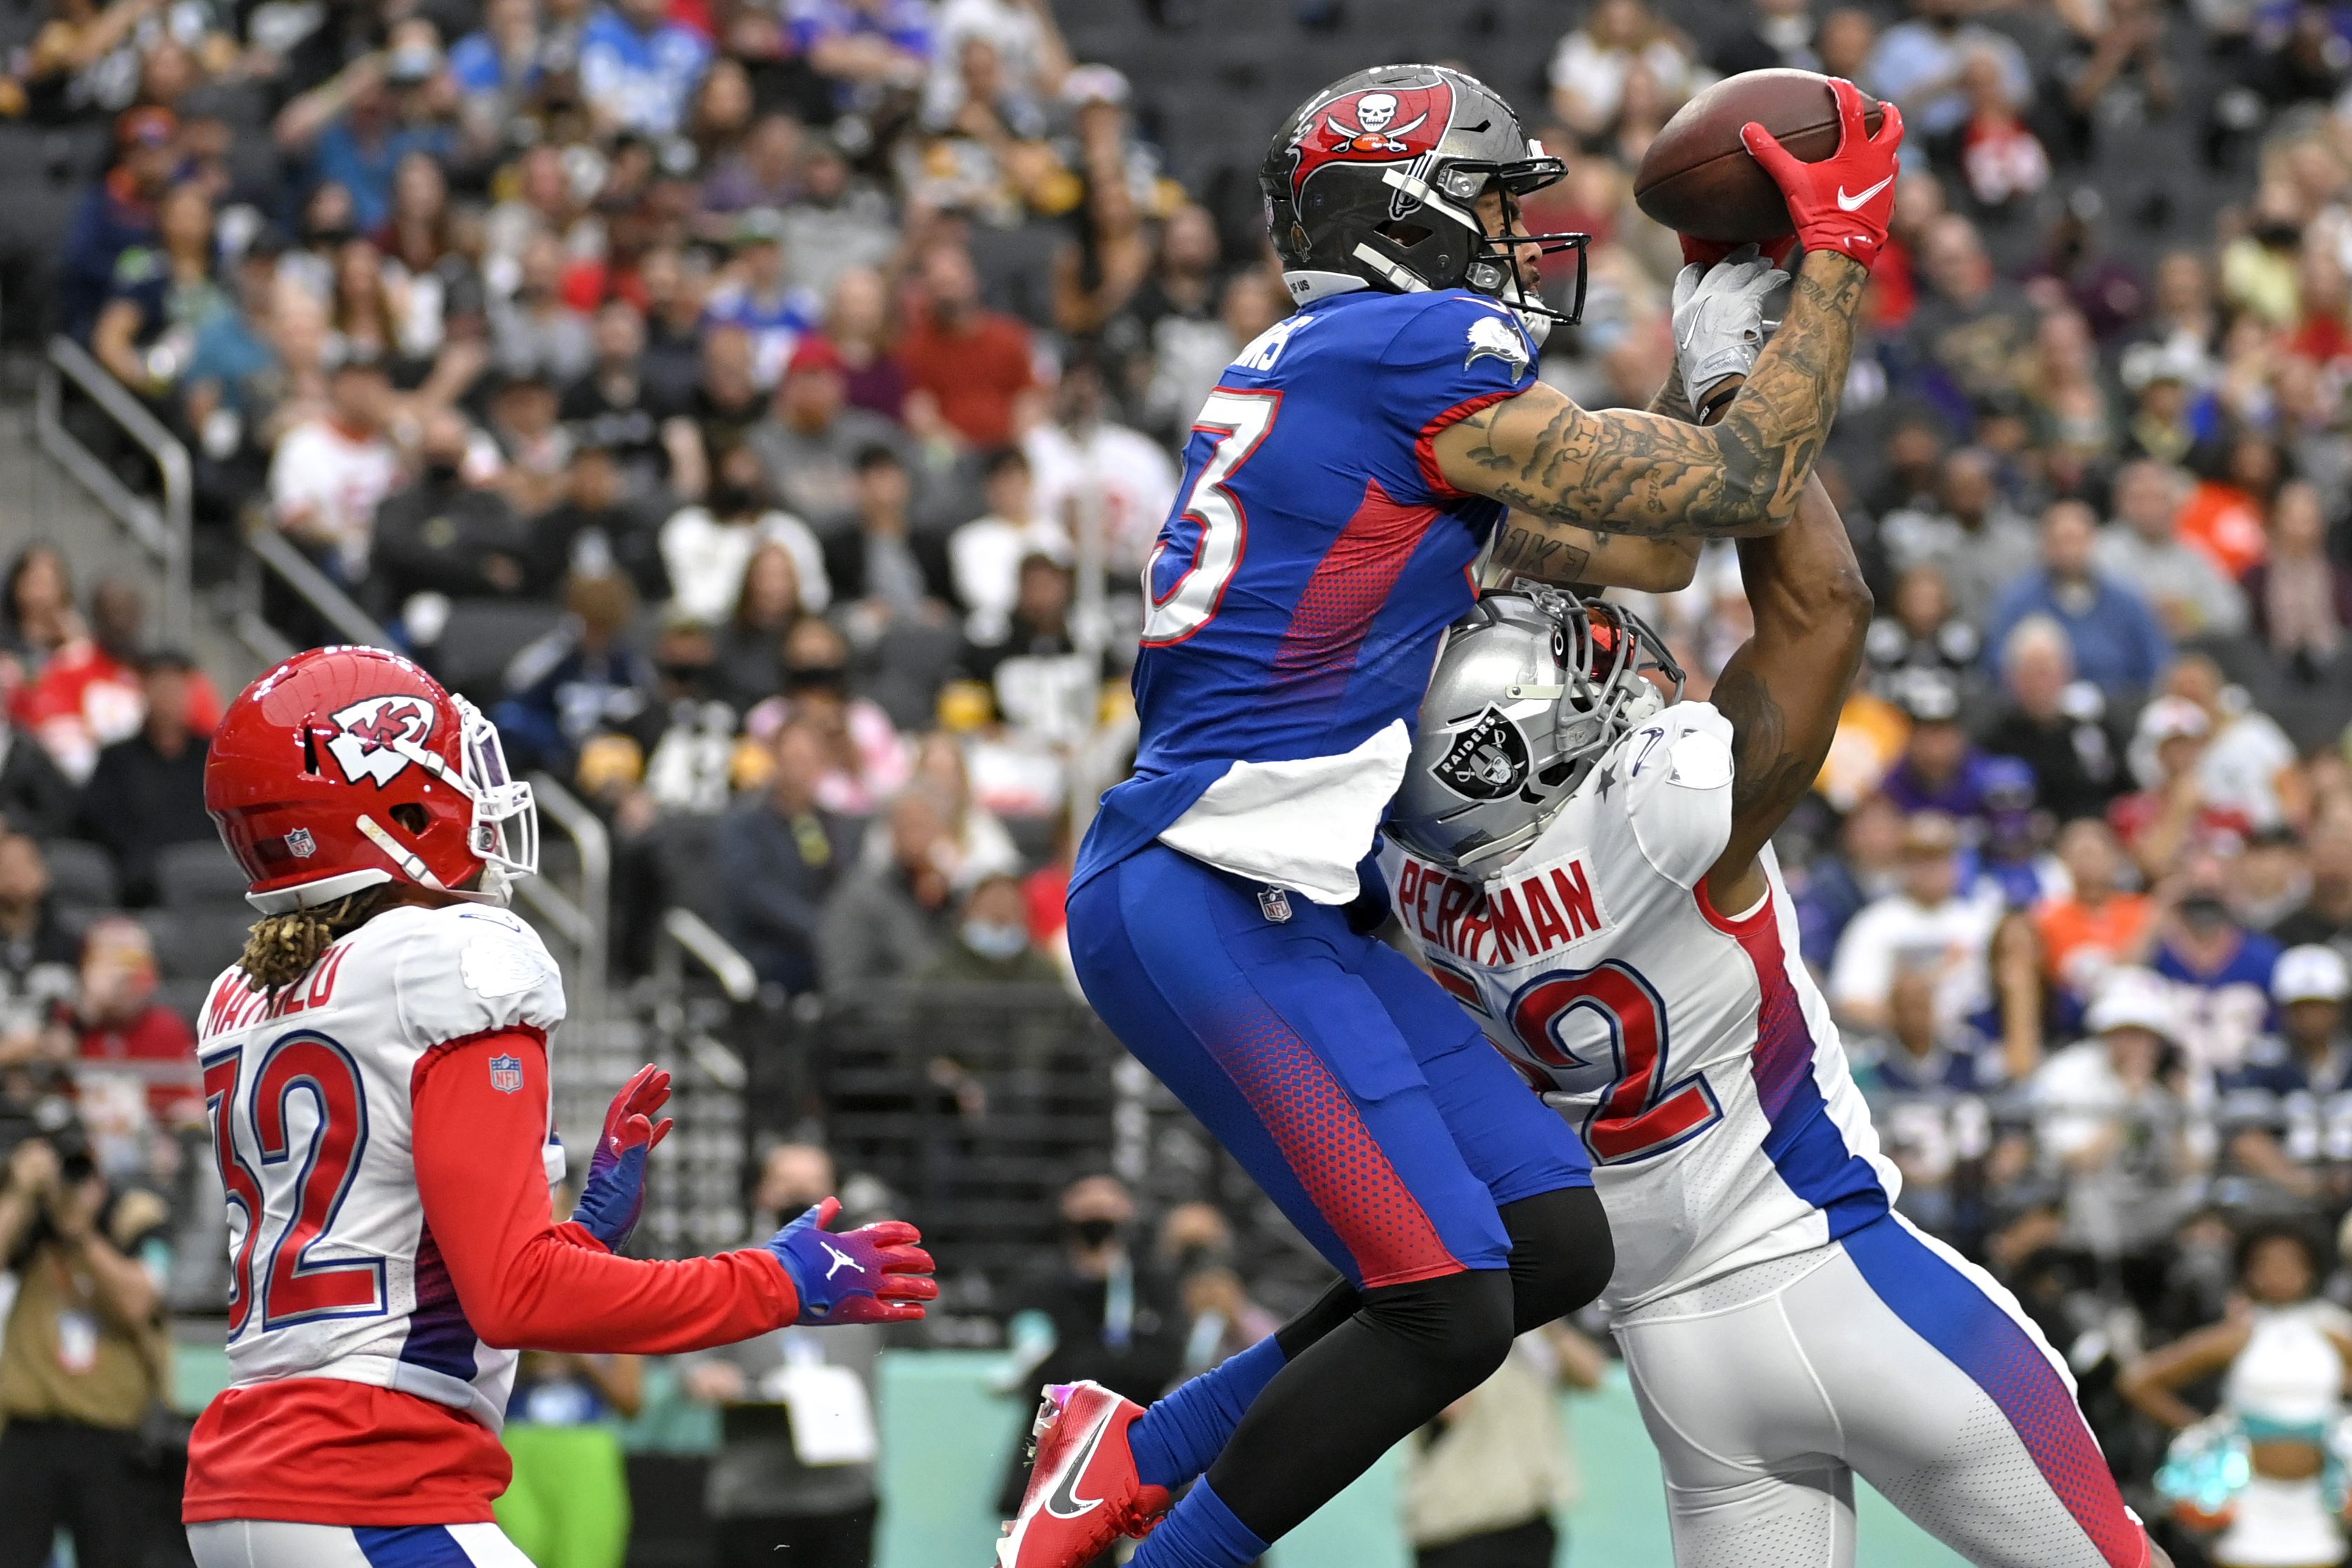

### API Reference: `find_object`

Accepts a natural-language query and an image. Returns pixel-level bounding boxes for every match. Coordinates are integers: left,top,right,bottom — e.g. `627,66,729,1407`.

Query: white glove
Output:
1669,246,1793,417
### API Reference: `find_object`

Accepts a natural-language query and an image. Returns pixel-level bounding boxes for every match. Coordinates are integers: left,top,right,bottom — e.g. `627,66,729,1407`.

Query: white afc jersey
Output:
1382,700,1897,1312
195,904,568,1430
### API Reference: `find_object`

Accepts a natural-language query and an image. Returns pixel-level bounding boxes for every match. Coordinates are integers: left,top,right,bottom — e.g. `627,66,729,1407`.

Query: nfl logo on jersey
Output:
488,1054,524,1094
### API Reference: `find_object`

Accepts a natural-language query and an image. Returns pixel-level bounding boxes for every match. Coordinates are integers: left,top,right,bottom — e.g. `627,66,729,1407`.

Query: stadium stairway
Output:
0,388,255,699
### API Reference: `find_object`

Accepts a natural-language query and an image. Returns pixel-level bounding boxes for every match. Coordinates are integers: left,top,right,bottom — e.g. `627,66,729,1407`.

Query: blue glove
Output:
764,1197,939,1324
570,1064,671,1252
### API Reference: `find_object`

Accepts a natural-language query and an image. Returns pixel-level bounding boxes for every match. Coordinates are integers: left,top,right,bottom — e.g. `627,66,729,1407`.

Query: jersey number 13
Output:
1142,388,1279,645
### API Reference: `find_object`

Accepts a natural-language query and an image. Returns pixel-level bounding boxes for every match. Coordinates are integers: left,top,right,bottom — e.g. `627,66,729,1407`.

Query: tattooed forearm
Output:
1490,524,1591,582
1439,253,1865,539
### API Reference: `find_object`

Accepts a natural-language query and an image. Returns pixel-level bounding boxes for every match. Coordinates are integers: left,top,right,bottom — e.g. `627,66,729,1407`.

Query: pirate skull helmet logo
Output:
1431,705,1532,801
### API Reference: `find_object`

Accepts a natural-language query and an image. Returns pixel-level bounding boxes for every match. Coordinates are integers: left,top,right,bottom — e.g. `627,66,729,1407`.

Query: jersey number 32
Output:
203,1033,385,1338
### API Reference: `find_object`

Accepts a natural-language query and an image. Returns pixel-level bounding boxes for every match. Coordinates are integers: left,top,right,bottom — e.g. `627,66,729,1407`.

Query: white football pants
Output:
1612,1210,2151,1568
188,1519,535,1568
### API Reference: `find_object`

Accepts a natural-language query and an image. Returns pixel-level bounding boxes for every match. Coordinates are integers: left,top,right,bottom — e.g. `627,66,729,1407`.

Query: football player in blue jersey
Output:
1000,64,1906,1568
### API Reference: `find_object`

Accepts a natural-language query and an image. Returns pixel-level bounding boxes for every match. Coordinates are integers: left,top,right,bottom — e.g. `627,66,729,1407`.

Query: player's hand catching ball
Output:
1739,76,1904,270
572,1064,672,1252
765,1195,939,1324
1670,244,1793,416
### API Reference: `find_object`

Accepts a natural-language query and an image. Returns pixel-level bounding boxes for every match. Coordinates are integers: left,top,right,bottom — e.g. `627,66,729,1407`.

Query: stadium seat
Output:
428,599,568,706
142,904,251,984
39,838,119,912
155,841,252,909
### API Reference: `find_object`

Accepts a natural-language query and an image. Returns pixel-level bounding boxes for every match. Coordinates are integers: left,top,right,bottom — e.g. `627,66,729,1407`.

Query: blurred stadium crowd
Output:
6,0,2352,1560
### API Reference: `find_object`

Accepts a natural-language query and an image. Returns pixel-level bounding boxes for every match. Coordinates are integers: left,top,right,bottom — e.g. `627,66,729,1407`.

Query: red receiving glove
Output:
1739,76,1904,271
1680,234,1798,269
570,1064,673,1252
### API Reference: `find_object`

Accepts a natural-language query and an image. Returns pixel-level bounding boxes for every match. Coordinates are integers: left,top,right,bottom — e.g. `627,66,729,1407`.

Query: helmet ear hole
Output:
389,803,430,836
1378,219,1434,248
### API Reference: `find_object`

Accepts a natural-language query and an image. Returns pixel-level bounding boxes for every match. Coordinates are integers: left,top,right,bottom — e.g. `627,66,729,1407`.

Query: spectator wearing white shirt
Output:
267,354,402,582
660,442,829,626
1023,354,1177,579
1829,810,2003,1035
924,0,1069,121
2153,653,2307,834
950,449,1072,645
1547,0,1701,142
2031,967,2207,1262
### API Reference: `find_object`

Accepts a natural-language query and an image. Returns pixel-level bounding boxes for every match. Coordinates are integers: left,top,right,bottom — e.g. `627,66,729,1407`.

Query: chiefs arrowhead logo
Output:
1432,706,1530,801
1285,81,1454,203
326,695,436,787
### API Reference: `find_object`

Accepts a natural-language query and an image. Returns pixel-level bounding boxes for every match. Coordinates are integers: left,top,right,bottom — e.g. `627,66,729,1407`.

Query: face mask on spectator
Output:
962,919,1029,961
2179,894,2232,931
786,663,850,695
1064,1216,1123,1249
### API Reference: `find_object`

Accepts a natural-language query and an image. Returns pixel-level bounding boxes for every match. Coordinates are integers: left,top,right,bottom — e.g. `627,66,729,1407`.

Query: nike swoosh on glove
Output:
1669,245,1793,415
1739,76,1905,270
766,1196,940,1325
571,1064,671,1252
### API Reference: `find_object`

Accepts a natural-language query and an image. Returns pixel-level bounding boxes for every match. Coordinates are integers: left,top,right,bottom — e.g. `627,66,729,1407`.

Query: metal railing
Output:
656,906,759,1004
241,528,389,653
34,335,192,645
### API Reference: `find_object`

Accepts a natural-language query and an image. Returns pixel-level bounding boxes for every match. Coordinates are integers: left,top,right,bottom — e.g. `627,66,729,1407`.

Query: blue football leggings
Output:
1069,843,1591,1289
1071,844,1610,1554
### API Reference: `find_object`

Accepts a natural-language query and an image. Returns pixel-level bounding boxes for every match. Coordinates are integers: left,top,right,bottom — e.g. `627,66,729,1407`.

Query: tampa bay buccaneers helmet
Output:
1261,63,1589,337
1390,587,1682,871
206,645,538,913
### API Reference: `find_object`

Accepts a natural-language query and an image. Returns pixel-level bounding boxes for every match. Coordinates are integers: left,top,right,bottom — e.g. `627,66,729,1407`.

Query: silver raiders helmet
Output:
1390,586,1683,872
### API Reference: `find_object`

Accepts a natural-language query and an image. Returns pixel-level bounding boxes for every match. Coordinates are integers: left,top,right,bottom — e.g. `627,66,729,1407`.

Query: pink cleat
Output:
996,1381,1172,1568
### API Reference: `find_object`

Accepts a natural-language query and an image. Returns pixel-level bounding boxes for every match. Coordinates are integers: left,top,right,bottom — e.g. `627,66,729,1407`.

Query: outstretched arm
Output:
1702,471,1874,910
1481,367,1708,590
1434,249,1867,540
1436,79,1899,542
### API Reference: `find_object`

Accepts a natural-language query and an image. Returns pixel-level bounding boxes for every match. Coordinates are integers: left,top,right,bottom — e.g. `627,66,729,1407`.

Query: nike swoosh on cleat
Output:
1043,1409,1116,1520
1836,174,1894,212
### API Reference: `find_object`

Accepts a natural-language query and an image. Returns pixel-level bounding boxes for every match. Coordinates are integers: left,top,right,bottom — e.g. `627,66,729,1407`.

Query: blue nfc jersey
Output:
1074,286,1543,902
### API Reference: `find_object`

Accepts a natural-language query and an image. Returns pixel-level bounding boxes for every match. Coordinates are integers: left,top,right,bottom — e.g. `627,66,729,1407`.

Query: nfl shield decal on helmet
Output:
326,695,439,788
488,1054,524,1094
1433,706,1531,800
285,828,316,858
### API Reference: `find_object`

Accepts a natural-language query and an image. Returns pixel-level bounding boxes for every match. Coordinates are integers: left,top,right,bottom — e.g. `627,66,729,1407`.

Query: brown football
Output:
1633,69,1886,244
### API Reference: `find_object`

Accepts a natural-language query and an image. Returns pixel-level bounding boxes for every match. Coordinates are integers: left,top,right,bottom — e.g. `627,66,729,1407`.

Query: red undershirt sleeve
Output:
410,1030,800,1352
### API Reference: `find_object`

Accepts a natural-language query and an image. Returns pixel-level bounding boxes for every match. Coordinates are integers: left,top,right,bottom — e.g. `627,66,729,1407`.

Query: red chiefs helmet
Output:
206,646,538,913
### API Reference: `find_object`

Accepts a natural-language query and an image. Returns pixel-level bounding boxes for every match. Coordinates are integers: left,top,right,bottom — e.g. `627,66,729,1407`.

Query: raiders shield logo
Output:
1432,706,1531,800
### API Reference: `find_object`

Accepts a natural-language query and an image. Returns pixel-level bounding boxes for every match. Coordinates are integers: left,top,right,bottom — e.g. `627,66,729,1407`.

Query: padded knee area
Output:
1502,1186,1613,1332
1360,1266,1517,1396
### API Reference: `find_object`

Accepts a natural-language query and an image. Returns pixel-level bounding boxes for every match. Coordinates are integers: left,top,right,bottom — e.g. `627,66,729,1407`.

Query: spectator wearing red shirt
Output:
897,241,1036,448
72,916,198,1139
2177,429,2280,582
9,579,222,788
